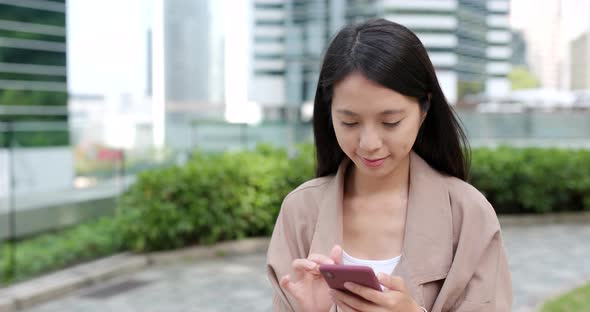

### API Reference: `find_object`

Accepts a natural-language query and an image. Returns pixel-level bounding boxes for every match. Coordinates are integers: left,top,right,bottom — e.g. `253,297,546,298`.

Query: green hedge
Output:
0,217,123,285
470,147,590,214
117,144,590,252
3,145,588,285
117,144,314,251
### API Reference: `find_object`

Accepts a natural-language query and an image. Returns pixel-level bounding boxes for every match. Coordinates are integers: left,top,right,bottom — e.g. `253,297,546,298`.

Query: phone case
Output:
319,264,382,292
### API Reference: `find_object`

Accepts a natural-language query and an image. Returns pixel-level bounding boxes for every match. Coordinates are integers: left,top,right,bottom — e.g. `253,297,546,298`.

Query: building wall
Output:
164,0,211,103
250,0,511,111
0,147,74,197
520,0,564,89
570,32,590,90
382,0,511,101
0,0,68,147
251,0,287,108
0,0,73,197
382,0,459,103
510,30,527,67
485,0,511,96
160,0,226,146
456,0,487,96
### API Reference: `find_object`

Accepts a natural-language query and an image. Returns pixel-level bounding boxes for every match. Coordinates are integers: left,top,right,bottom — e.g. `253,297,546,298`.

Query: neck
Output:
346,154,411,200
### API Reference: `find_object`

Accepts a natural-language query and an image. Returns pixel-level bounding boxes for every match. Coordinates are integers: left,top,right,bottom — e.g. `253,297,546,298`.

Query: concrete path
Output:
23,222,590,312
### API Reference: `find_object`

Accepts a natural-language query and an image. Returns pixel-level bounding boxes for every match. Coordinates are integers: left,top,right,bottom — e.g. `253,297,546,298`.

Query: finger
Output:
332,298,360,312
308,253,335,265
330,289,373,312
291,259,320,280
378,273,407,293
292,258,317,271
329,244,343,264
279,274,294,295
343,282,385,304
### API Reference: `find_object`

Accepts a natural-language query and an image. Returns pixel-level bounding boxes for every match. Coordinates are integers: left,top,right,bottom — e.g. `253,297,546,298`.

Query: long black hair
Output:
313,18,470,181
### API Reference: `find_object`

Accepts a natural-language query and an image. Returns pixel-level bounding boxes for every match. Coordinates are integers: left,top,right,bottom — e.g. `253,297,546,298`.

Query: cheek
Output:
383,135,409,154
334,127,357,151
389,119,422,151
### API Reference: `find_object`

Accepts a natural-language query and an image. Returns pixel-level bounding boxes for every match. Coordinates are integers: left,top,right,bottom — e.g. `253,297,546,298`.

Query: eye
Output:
341,121,358,127
383,121,401,128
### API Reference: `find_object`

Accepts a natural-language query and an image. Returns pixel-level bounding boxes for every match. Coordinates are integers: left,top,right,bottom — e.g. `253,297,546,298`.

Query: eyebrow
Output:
335,109,404,116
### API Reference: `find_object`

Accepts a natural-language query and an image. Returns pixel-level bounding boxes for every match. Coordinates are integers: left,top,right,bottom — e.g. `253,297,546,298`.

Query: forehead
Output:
332,72,416,111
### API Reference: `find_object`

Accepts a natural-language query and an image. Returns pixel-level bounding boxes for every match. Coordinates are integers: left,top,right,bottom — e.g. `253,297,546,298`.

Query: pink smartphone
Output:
319,264,382,293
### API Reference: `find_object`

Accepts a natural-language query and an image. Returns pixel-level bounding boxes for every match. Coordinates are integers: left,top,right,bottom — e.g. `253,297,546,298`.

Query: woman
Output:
267,19,512,312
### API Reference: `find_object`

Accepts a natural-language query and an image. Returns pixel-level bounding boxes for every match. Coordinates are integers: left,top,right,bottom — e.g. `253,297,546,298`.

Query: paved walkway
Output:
505,223,590,311
24,223,590,312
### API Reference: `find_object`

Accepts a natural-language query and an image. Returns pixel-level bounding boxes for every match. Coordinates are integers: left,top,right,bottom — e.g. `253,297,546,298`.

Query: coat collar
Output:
309,151,454,305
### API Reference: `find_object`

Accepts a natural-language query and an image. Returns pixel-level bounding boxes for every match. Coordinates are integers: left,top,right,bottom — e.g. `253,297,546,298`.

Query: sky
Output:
511,0,590,40
66,0,150,96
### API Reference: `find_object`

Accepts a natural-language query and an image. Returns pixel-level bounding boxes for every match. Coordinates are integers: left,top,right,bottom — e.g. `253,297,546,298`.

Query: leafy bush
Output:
118,144,313,251
470,147,590,214
115,145,590,252
0,217,122,285
2,145,588,284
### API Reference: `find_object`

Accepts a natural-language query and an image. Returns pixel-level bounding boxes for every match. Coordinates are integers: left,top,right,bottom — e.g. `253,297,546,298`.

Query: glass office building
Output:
0,0,68,147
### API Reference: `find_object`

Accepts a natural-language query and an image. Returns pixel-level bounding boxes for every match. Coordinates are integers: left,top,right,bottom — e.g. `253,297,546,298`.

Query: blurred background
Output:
0,0,590,311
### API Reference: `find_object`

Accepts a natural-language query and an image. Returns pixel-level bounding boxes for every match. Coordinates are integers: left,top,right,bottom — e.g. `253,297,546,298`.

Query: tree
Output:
508,66,539,90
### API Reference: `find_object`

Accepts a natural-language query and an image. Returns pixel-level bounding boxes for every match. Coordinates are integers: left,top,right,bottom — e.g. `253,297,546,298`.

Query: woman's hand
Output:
280,245,343,312
329,273,423,312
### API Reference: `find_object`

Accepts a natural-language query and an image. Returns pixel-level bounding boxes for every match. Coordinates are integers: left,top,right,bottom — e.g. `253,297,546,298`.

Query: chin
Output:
367,165,395,178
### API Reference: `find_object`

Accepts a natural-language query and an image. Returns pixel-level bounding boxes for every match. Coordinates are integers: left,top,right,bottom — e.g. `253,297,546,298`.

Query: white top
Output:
342,251,427,311
342,250,401,278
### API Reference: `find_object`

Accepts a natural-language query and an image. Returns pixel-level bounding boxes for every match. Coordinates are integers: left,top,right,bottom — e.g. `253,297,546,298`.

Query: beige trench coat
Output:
266,151,512,311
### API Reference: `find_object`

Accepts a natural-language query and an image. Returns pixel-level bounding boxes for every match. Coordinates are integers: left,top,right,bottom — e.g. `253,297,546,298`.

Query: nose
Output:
359,126,382,152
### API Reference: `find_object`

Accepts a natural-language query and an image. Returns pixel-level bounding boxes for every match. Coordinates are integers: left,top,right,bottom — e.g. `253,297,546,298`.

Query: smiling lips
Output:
359,155,388,167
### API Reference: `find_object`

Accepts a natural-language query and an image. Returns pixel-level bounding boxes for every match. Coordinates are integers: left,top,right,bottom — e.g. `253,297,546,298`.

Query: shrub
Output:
117,144,313,251
0,217,122,285
470,147,590,214
118,144,590,251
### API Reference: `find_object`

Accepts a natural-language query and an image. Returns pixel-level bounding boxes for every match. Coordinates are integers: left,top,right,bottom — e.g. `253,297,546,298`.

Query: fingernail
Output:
343,282,352,289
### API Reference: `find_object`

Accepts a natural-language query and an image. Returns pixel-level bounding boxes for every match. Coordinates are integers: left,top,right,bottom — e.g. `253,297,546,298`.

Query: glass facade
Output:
0,0,67,147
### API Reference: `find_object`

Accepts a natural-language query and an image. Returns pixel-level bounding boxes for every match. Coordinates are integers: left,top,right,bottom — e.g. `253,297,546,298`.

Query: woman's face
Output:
331,72,426,178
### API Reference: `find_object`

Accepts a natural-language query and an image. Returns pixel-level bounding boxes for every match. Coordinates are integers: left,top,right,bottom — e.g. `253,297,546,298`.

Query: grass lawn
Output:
541,282,590,312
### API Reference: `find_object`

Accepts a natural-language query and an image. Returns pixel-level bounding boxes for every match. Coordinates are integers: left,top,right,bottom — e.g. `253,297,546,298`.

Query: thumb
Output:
329,245,343,265
377,273,407,293
280,274,295,295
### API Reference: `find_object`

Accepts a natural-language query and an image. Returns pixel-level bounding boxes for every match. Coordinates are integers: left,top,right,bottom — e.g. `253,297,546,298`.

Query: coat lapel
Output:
393,152,454,306
308,158,348,256
309,151,454,307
